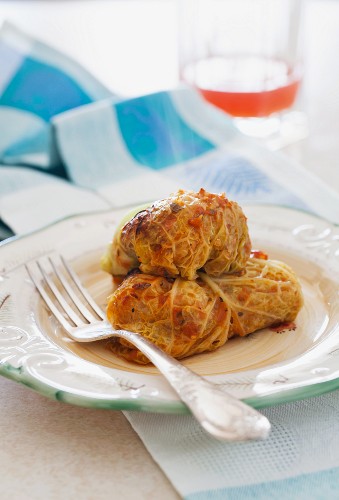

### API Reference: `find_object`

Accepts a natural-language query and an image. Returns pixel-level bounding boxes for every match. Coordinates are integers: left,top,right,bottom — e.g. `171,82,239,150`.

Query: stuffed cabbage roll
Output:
101,188,251,280
106,258,303,364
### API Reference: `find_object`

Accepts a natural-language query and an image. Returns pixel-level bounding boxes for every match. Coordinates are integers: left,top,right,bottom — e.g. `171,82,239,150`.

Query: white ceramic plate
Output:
1,205,339,413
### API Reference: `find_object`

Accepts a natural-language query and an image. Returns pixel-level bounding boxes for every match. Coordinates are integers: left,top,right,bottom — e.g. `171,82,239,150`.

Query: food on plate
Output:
106,257,303,364
102,188,304,364
101,188,251,280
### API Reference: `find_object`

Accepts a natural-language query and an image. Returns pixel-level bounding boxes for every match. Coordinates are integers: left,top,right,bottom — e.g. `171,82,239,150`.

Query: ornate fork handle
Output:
80,325,270,441
26,255,270,441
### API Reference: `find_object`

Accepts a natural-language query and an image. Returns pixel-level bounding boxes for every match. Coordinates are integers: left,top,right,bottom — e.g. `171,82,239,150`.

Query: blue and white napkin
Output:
2,22,339,499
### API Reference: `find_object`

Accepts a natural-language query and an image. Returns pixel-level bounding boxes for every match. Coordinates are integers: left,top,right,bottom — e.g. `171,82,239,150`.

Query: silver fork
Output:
25,254,271,442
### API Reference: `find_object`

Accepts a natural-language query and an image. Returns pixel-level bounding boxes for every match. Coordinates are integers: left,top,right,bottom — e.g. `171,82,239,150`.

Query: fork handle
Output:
112,329,270,441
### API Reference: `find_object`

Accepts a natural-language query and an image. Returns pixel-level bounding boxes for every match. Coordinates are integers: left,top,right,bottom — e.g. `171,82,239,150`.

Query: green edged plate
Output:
1,205,339,413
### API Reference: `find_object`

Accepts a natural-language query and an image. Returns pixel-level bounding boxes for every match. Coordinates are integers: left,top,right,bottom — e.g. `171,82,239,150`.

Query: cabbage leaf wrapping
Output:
101,188,251,280
106,258,303,364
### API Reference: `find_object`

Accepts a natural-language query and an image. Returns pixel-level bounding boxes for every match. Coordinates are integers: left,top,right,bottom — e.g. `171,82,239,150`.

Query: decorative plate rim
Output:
1,203,339,413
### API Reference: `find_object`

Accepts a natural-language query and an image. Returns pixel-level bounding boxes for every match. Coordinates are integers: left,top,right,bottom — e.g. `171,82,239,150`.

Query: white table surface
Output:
0,0,338,498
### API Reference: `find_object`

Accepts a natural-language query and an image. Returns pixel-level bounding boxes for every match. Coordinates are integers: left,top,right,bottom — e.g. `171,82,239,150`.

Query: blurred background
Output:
0,0,338,188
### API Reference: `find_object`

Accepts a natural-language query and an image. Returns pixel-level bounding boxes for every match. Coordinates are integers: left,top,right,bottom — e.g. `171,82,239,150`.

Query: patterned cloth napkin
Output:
2,22,339,499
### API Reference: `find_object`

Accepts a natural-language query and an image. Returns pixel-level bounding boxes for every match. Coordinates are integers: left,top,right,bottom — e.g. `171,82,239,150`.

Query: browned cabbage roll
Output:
102,188,251,280
106,258,303,364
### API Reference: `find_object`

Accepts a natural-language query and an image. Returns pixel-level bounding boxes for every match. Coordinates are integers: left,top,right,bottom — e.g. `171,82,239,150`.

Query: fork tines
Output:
25,254,105,334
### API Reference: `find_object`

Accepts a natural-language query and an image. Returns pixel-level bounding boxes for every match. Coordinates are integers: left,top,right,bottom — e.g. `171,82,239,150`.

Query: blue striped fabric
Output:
0,22,334,221
0,56,92,121
52,88,315,214
115,92,214,168
0,22,112,168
